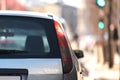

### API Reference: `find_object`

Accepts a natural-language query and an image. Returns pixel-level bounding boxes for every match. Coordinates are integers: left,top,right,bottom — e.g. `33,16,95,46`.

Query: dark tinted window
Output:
0,16,60,58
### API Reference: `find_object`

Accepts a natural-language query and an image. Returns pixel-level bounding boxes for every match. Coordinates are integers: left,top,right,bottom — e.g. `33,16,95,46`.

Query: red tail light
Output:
54,21,73,74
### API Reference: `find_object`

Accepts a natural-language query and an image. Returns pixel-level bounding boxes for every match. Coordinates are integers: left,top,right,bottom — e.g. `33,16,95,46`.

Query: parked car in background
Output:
0,11,84,80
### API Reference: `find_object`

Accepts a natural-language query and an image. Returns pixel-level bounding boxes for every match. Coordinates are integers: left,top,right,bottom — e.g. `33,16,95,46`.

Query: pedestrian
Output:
110,24,119,54
70,34,79,50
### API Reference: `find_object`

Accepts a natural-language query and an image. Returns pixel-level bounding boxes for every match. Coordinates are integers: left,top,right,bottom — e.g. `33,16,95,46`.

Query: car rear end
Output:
53,16,83,80
0,11,83,80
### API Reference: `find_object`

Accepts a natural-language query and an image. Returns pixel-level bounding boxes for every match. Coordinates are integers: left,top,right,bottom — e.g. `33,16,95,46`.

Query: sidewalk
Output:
82,51,120,80
94,53,120,80
93,63,119,80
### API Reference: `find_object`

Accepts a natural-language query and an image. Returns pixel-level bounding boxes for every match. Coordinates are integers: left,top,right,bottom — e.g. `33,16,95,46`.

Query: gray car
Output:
0,11,84,80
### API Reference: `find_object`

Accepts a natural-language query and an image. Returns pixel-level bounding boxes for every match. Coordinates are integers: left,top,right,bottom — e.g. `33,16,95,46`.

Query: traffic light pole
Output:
108,0,113,68
96,0,113,68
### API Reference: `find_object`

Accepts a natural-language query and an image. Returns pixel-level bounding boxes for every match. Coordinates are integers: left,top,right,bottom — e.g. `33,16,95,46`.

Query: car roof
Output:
0,10,53,19
0,10,62,27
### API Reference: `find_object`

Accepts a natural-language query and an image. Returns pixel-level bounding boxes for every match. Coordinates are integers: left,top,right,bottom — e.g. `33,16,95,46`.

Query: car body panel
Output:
0,10,52,20
0,59,63,80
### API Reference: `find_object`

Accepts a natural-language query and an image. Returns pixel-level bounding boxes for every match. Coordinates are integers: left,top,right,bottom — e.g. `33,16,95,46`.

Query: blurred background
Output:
0,0,119,80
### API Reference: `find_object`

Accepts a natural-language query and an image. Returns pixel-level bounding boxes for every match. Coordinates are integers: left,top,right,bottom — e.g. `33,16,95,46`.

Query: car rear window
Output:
0,16,60,58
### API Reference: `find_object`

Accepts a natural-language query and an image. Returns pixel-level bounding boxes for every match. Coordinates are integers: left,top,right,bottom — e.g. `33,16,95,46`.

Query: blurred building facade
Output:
0,0,25,10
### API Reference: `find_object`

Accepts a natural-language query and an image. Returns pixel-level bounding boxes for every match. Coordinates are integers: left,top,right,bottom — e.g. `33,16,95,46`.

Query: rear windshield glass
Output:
0,16,60,58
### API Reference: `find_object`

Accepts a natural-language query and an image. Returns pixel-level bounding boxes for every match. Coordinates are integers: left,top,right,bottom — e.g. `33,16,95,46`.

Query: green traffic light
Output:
96,0,106,8
98,21,104,29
